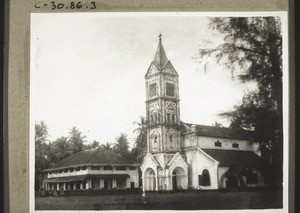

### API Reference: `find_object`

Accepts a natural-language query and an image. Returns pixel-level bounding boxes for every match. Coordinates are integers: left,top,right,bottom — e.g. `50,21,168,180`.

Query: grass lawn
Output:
35,189,283,210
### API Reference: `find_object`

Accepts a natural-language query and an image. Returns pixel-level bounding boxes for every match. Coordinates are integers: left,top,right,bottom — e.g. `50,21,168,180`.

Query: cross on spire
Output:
153,34,168,70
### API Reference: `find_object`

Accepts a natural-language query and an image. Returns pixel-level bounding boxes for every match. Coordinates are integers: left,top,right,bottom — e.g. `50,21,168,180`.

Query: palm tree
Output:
35,121,49,144
101,142,112,150
133,116,147,160
35,121,50,191
114,133,129,156
212,121,223,128
68,126,86,153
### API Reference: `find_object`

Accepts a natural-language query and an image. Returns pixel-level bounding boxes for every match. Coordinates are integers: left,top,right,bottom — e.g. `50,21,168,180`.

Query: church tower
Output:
145,34,181,154
141,35,189,191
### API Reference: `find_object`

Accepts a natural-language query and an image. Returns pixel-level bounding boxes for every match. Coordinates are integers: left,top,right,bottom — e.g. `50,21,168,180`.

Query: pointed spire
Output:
153,34,169,70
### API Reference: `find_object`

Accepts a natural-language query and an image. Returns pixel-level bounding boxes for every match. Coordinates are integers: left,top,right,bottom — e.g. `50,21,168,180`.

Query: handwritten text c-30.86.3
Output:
34,1,96,10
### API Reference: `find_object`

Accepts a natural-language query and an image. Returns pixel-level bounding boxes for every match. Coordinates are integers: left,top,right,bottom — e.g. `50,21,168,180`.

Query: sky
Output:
31,13,256,147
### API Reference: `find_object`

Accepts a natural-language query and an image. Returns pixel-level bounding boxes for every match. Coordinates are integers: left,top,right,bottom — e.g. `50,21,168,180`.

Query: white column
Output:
80,183,83,189
155,176,158,191
112,178,117,188
73,183,76,190
86,180,89,189
63,183,66,190
89,179,92,189
56,183,59,190
142,177,145,197
166,175,170,190
100,179,104,188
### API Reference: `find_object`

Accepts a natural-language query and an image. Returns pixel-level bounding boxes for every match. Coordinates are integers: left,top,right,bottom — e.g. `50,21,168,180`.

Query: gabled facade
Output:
141,35,265,191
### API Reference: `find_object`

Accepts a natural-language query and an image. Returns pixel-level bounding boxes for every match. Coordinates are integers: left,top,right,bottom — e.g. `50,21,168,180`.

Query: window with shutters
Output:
232,142,239,148
166,83,175,96
116,166,126,171
215,140,222,147
91,166,101,170
104,166,112,170
149,83,157,97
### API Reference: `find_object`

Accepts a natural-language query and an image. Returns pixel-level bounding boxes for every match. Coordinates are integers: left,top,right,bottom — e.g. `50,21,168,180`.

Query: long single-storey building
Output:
42,147,139,191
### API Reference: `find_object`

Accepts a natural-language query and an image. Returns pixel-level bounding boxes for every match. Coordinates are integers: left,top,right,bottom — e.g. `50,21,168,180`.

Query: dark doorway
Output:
172,171,177,190
104,179,112,189
131,182,134,189
76,182,80,190
226,176,239,188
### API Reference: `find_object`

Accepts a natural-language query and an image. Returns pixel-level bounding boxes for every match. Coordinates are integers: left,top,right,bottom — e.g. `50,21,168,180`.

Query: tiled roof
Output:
182,122,255,141
44,174,130,183
201,148,264,168
152,39,169,70
44,147,139,171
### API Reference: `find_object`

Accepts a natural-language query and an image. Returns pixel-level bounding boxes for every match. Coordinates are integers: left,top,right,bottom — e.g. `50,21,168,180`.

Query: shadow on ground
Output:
35,189,283,210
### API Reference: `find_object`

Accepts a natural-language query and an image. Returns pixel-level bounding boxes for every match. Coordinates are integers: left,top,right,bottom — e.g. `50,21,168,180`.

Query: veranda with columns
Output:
42,148,140,192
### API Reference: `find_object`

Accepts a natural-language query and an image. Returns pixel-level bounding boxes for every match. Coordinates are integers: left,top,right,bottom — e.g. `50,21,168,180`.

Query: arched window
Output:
167,129,176,150
152,132,160,151
166,108,175,124
150,110,160,125
198,169,211,186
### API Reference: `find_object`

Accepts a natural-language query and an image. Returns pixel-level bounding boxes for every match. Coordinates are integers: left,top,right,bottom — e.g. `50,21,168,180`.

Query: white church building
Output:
141,35,265,191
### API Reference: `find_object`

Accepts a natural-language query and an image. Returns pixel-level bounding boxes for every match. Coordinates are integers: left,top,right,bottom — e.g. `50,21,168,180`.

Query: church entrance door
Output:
144,168,156,191
171,167,188,190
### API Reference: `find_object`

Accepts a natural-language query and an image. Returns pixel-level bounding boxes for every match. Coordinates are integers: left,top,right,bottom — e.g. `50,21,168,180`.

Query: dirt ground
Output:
35,189,283,210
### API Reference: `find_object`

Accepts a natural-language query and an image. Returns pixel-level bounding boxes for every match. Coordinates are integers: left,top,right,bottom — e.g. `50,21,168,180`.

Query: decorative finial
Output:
159,33,162,41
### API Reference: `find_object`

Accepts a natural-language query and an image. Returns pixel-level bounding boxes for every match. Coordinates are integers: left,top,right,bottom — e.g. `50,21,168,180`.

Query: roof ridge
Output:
84,147,101,165
102,147,139,164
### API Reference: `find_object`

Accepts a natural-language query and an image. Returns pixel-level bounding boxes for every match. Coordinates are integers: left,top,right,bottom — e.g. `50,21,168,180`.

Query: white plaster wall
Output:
47,169,88,178
182,134,255,152
185,149,219,190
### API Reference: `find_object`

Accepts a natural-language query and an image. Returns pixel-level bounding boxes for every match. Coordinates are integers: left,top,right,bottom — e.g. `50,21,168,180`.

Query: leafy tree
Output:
113,133,129,156
84,140,100,150
35,121,50,191
48,136,73,164
68,126,86,153
196,17,283,183
132,116,147,161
